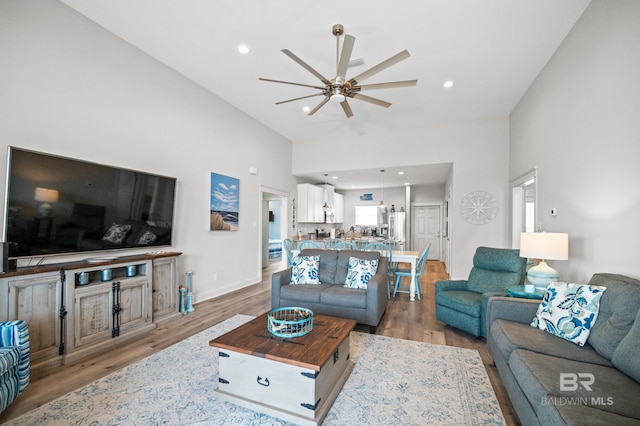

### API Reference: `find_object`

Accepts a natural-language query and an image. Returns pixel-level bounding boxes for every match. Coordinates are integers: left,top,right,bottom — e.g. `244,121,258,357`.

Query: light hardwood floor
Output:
0,259,518,425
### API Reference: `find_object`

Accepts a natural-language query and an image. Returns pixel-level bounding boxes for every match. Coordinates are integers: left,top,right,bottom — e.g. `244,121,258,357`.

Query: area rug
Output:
8,314,505,425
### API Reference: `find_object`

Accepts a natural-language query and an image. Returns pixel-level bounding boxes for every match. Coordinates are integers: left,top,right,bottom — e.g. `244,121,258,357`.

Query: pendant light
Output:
322,173,331,211
379,170,385,208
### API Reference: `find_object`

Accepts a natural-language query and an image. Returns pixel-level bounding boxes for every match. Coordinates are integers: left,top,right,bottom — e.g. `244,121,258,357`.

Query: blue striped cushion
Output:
0,320,30,397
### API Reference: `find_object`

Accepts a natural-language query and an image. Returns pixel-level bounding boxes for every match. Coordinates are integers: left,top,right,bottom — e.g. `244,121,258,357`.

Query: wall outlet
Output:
213,273,218,281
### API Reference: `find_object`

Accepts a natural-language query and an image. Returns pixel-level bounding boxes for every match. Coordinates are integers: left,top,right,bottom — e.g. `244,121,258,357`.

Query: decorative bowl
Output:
267,307,313,338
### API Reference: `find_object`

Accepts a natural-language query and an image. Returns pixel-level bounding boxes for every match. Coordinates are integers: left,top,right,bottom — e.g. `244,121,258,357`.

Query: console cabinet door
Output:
152,256,179,323
118,277,151,335
74,283,113,348
4,272,62,368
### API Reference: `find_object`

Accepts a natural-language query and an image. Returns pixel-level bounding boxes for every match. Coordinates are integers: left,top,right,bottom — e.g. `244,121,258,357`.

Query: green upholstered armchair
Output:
435,246,526,337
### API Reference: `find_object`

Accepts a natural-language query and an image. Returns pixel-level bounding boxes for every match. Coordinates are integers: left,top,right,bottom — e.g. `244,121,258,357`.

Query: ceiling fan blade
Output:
336,35,355,80
275,93,325,105
348,50,411,85
308,96,330,116
340,99,354,118
282,49,331,85
357,80,417,91
352,93,392,108
259,77,325,90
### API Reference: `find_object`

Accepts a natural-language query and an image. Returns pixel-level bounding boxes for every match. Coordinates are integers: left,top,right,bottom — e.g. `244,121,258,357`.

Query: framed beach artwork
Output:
210,172,239,231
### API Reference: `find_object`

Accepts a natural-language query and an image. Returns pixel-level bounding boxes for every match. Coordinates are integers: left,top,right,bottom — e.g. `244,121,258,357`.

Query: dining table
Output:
391,250,421,301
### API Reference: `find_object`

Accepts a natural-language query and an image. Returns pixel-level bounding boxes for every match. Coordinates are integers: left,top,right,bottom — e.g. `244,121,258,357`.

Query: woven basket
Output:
267,307,313,338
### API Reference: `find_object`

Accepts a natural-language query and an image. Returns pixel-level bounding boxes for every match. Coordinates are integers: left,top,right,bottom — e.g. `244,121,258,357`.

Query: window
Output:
354,205,378,226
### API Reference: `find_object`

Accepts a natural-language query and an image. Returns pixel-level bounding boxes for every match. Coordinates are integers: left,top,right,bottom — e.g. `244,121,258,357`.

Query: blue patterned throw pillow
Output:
290,255,320,284
531,282,607,346
344,257,379,289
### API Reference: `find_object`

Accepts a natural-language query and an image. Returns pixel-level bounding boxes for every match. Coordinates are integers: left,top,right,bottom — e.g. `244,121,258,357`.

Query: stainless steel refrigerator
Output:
388,212,405,244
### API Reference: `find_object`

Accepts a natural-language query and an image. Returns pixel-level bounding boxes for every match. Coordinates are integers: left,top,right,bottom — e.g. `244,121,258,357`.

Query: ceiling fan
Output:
259,24,417,118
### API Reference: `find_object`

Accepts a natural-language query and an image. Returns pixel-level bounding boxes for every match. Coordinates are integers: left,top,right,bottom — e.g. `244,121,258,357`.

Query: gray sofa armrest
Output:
365,256,389,326
271,268,292,309
486,296,540,327
435,279,468,293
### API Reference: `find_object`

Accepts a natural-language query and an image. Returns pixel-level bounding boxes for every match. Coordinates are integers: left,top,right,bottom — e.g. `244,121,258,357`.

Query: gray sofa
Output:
487,273,640,426
271,248,388,333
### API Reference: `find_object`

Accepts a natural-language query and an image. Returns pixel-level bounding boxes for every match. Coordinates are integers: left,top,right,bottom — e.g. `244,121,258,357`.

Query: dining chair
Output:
323,238,342,249
333,241,359,250
382,239,402,281
382,239,401,250
363,242,393,298
393,243,431,299
298,240,321,251
282,238,298,267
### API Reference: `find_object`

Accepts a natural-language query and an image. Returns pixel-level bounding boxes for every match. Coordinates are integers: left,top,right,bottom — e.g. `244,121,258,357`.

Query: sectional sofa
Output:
487,273,640,425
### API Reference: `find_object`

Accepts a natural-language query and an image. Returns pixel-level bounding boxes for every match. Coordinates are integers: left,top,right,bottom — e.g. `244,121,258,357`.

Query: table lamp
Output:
34,187,59,217
519,232,569,289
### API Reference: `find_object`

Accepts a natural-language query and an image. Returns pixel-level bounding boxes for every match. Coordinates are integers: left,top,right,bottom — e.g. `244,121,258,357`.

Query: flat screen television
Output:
2,146,177,260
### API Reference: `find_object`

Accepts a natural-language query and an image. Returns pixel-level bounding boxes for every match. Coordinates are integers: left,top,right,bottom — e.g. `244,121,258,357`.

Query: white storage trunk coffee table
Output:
210,313,357,425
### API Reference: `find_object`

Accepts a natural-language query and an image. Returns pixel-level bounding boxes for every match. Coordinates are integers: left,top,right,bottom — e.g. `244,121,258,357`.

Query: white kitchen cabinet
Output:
333,193,344,223
297,184,325,223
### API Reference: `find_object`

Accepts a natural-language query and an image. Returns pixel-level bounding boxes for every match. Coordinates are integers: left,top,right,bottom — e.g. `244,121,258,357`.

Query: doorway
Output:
511,168,537,248
260,186,289,269
411,204,441,259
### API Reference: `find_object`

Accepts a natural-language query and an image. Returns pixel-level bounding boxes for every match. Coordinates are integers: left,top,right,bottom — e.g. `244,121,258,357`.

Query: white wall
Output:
292,117,511,278
510,0,640,281
0,0,297,301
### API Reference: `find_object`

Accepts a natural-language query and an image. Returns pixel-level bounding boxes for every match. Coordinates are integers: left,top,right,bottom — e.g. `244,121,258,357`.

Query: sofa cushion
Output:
344,257,379,289
320,285,367,309
490,319,612,367
586,273,640,360
290,255,320,284
509,349,640,420
300,249,338,284
531,282,606,346
336,250,380,284
611,305,640,383
280,284,334,304
548,402,640,426
435,290,482,317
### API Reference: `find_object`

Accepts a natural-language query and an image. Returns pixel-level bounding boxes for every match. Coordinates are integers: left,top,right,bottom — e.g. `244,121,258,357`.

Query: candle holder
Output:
186,270,193,293
186,293,195,313
185,271,195,313
179,286,186,314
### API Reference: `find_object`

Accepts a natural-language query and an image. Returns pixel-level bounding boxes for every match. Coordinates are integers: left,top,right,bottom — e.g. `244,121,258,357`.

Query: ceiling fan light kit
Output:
260,24,417,118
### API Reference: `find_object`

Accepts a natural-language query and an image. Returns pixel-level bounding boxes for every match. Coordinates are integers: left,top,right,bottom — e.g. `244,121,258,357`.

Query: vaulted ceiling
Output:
60,0,591,189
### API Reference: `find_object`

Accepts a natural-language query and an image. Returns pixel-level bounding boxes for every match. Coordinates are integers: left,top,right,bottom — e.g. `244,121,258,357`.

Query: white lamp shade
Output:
519,232,568,260
34,187,59,203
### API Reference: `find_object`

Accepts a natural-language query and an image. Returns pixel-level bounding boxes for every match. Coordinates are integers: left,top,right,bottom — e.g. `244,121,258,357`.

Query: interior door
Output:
411,205,440,260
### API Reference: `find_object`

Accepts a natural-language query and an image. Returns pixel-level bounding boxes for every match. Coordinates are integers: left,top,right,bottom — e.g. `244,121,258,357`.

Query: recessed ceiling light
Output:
237,44,250,54
443,80,454,88
302,106,311,112
398,171,404,175
332,176,338,179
